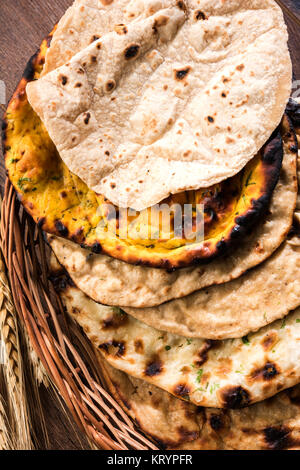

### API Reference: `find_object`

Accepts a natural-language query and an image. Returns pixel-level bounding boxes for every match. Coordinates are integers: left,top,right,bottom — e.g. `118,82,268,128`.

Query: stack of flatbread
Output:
5,0,300,449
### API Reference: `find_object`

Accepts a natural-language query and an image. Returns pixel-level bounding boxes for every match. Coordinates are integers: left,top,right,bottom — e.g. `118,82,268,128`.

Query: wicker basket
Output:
0,179,159,450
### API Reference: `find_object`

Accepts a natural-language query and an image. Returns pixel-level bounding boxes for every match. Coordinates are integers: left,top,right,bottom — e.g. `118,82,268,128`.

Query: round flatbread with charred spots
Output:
27,0,292,214
100,359,300,450
48,110,297,308
4,33,287,270
51,253,300,410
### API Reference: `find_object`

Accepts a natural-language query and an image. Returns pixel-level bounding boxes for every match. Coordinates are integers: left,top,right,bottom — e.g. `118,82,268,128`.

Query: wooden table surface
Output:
0,0,300,450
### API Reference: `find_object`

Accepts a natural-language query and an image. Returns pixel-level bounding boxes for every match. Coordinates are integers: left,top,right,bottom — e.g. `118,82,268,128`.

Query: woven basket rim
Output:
0,179,159,450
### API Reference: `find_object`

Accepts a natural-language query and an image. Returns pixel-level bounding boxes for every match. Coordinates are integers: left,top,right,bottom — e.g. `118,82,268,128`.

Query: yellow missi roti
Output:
3,34,284,269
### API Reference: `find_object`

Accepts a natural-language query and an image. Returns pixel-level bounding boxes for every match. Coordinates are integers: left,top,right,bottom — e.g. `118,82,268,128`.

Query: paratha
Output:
4,34,285,269
51,257,300,409
48,113,297,307
27,0,291,211
101,359,300,450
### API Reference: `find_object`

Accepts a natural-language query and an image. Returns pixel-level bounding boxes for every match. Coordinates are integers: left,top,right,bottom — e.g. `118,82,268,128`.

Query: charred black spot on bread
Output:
175,67,191,81
91,35,100,43
23,53,38,81
90,55,97,63
55,220,69,237
145,358,163,377
71,227,85,244
176,0,186,11
91,242,102,254
84,112,91,125
2,119,8,154
195,10,207,20
286,98,300,128
209,413,224,431
1,120,8,132
174,383,190,398
59,75,68,86
262,129,283,165
216,238,227,255
195,340,215,367
264,426,291,450
220,386,250,409
105,80,116,93
207,116,214,123
75,82,82,88
250,362,279,381
124,44,140,60
99,340,126,357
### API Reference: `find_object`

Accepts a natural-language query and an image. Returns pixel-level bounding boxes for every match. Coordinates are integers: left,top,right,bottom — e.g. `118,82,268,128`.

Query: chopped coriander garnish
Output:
196,369,204,383
17,177,32,191
235,364,245,374
280,318,286,329
245,171,253,187
186,338,193,345
209,383,220,394
296,319,300,323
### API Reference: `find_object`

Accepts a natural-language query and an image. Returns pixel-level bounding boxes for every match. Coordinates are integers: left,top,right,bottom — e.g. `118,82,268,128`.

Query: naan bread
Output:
48,119,297,307
52,258,300,409
101,360,300,450
27,0,291,210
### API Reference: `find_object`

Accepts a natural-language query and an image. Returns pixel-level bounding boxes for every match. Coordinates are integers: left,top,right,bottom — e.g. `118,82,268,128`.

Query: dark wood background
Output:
0,0,299,450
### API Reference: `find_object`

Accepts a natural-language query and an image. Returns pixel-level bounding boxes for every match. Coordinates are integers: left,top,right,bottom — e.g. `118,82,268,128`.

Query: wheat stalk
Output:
0,254,34,450
0,371,12,450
